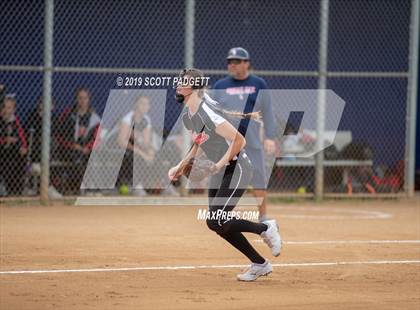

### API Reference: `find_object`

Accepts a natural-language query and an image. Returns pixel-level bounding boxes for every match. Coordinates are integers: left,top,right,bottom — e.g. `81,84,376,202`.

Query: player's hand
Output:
264,139,276,154
133,147,154,162
168,165,181,181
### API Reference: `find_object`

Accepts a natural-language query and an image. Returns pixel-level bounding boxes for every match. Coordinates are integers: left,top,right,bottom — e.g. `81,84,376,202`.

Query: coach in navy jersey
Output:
213,47,276,222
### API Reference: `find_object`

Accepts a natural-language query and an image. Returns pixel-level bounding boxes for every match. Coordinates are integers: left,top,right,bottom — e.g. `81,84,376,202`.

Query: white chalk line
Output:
238,206,393,220
273,215,387,220
253,240,420,245
270,207,392,220
75,200,394,220
0,260,419,275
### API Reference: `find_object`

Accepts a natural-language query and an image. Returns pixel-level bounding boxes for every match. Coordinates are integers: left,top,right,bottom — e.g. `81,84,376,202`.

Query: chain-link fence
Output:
0,0,418,200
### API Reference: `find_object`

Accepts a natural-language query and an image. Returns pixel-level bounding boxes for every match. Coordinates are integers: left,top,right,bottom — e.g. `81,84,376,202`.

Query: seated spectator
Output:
0,95,27,195
117,95,155,195
25,97,62,198
55,87,101,194
152,127,182,196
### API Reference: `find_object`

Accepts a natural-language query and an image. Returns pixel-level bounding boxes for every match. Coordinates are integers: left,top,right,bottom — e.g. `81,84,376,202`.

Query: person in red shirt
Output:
55,87,101,193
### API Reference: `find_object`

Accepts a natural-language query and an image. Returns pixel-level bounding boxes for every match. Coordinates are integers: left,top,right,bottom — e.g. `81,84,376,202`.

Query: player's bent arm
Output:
142,126,155,157
142,126,152,148
214,121,246,170
117,122,131,149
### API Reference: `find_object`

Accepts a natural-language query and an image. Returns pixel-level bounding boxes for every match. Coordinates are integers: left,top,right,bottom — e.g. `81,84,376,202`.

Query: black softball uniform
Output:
181,94,267,265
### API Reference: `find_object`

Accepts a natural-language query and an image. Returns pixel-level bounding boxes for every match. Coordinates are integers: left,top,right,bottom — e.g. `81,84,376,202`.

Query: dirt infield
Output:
1,198,419,310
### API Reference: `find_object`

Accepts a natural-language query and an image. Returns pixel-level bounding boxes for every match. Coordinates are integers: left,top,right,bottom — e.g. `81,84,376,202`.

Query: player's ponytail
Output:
203,93,262,123
181,68,262,123
221,109,261,123
213,106,261,123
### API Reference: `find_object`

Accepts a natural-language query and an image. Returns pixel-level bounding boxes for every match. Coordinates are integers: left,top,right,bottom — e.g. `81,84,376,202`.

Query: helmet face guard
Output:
175,91,189,103
175,68,206,103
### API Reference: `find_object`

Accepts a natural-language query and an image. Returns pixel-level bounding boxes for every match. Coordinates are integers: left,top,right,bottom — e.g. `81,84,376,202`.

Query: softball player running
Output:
213,47,276,222
168,69,281,281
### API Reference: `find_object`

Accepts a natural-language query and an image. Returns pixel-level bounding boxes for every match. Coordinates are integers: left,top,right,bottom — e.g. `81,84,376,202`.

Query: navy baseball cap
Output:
226,47,250,60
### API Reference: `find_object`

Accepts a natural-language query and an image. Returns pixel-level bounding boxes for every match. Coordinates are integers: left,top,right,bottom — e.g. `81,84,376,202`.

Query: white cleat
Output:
261,219,282,257
237,260,273,282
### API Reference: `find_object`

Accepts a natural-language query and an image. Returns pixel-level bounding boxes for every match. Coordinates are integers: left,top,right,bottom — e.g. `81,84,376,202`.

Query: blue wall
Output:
0,0,413,167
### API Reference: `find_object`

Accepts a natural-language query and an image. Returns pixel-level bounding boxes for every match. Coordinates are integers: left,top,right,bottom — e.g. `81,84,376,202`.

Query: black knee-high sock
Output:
226,219,268,235
219,231,266,264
